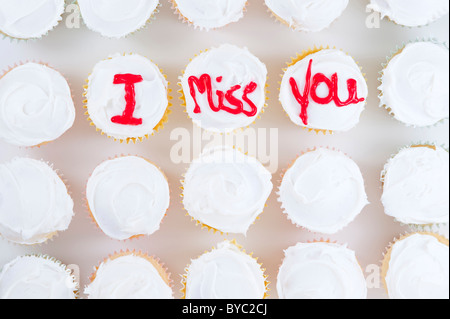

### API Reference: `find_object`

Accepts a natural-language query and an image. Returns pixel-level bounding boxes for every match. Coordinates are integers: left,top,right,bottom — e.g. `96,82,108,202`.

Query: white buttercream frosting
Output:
0,0,64,39
280,49,368,132
85,254,173,299
86,156,170,240
180,44,268,133
173,0,247,30
0,63,75,147
265,0,349,32
78,0,160,38
0,157,74,245
279,148,368,234
382,145,449,225
367,0,449,27
380,42,449,127
385,234,449,299
185,240,266,299
86,53,168,140
182,146,273,235
277,242,367,299
0,255,77,299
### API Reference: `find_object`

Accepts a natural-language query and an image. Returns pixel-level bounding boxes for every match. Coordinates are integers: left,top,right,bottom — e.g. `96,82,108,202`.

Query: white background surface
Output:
0,0,449,299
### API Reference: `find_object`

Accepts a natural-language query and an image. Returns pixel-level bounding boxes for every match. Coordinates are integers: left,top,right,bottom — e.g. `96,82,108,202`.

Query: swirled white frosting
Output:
78,0,160,38
0,255,77,299
0,0,64,39
185,241,266,299
85,254,173,299
0,158,74,245
173,0,247,30
386,234,449,299
182,146,273,235
367,0,449,27
380,42,449,127
0,63,75,147
277,242,367,299
86,156,170,240
265,0,349,32
279,148,368,234
382,146,449,225
180,44,268,133
280,49,368,132
86,53,168,140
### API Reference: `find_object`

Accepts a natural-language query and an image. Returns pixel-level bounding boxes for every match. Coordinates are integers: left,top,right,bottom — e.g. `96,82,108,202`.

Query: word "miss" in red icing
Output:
111,73,143,126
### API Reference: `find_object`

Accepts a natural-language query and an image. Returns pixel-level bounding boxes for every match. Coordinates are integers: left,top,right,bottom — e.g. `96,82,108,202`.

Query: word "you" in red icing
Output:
111,73,143,126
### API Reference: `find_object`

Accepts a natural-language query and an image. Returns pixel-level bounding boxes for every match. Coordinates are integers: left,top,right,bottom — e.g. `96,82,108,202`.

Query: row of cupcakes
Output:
1,41,448,147
1,0,448,41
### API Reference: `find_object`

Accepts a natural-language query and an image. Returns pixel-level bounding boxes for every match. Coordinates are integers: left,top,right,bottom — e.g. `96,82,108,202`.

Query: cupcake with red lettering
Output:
179,44,268,133
279,47,368,134
83,53,171,144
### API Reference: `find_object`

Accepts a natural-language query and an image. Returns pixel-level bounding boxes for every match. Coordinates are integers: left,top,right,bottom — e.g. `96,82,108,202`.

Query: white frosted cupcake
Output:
278,148,369,234
182,146,273,235
277,241,367,299
181,240,269,299
86,156,170,241
265,0,349,32
379,41,449,127
0,0,65,40
77,0,161,38
0,157,74,245
179,44,268,133
0,62,75,147
367,0,449,27
0,255,78,299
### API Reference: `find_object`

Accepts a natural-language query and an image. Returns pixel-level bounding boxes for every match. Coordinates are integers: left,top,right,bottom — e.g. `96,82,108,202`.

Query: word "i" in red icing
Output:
111,74,143,126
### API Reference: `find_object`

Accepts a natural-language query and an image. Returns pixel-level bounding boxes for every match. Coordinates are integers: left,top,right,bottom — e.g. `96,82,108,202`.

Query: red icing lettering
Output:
111,74,143,126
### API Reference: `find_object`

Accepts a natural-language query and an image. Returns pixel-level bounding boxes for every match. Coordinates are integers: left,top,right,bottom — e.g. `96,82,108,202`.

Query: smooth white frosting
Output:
0,255,77,299
85,254,173,299
368,0,449,27
382,146,449,225
380,42,449,127
182,146,273,235
78,0,160,38
280,49,368,132
386,234,449,299
265,0,349,32
86,53,168,140
185,241,266,299
0,157,74,245
0,63,75,147
279,148,368,234
0,0,64,39
180,44,268,133
173,0,247,30
277,242,367,299
86,156,170,240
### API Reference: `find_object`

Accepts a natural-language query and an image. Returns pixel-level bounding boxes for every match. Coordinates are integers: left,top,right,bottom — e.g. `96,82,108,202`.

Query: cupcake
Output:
86,156,170,241
0,0,65,40
381,232,449,299
179,44,268,133
170,0,247,30
0,62,75,148
77,0,161,38
379,41,449,127
277,241,368,299
381,144,449,229
278,148,369,234
0,255,78,299
182,146,273,235
280,48,368,134
0,157,74,245
264,0,349,32
83,53,170,144
367,0,449,27
181,240,269,299
85,251,173,299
